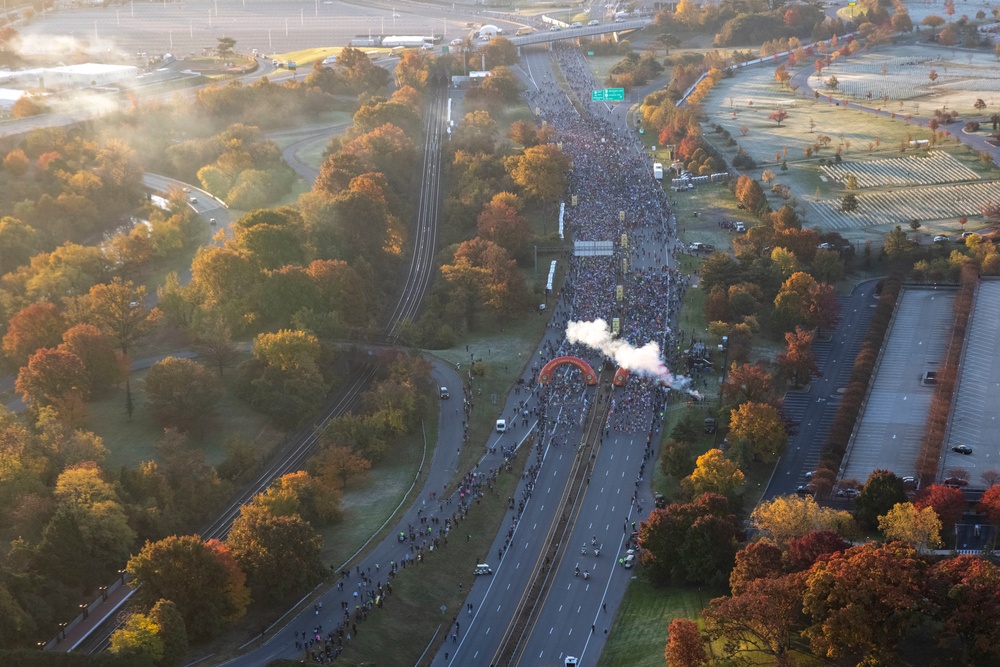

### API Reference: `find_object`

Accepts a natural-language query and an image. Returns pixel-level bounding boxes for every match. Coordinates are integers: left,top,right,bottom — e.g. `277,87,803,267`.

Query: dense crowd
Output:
521,45,691,433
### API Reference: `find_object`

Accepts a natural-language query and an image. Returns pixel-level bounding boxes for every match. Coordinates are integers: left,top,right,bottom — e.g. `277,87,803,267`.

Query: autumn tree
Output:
929,556,1000,662
705,573,805,667
226,503,325,602
16,348,89,421
878,502,942,551
750,495,855,545
110,598,187,666
452,109,499,154
729,539,784,595
312,445,372,491
665,618,710,667
639,493,740,586
773,272,839,332
768,109,789,126
786,530,850,571
440,237,529,319
688,448,745,499
775,326,820,387
59,323,125,396
2,302,67,368
192,317,241,377
802,541,928,664
127,535,250,641
854,468,908,530
87,277,159,357
914,484,966,533
143,357,224,434
477,197,533,261
979,484,1000,525
505,143,570,205
721,362,777,408
728,401,787,464
238,330,328,429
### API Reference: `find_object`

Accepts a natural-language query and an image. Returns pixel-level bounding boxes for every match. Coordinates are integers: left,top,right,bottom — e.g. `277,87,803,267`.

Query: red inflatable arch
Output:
538,356,598,386
613,367,630,387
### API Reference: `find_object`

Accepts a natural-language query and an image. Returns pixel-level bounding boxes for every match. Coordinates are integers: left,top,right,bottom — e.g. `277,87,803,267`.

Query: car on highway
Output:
188,196,198,204
474,564,492,575
451,38,463,45
549,25,561,31
571,21,582,27
614,17,626,22
621,549,636,568
933,235,949,243
421,43,434,50
439,387,450,399
271,59,279,66
496,419,507,433
960,231,980,241
952,444,973,455
588,19,600,25
734,221,746,232
209,218,217,225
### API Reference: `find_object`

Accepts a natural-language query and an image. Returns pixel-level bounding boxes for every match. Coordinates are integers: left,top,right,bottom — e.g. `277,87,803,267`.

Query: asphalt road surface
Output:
762,279,879,500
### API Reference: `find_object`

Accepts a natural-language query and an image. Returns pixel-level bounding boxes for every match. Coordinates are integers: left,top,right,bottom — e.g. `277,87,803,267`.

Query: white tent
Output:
478,24,501,38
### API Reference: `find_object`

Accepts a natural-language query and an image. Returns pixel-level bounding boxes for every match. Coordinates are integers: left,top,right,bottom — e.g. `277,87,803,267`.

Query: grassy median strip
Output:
337,442,529,665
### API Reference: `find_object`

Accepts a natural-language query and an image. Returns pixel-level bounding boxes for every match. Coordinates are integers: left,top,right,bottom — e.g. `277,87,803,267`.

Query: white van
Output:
496,419,507,433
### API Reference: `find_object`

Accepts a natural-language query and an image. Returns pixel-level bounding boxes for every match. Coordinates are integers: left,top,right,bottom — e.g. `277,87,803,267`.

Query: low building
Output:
0,87,27,110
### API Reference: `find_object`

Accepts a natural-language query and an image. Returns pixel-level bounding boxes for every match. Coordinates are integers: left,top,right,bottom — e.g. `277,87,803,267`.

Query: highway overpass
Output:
506,19,652,47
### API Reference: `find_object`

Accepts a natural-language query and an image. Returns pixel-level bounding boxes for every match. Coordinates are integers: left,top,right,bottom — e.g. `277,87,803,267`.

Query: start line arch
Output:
538,356,598,386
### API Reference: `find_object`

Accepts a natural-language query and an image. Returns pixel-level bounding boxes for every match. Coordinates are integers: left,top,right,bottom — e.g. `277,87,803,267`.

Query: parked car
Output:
933,235,949,243
952,444,973,455
474,564,492,575
837,488,860,498
796,484,816,496
944,477,969,488
496,419,507,433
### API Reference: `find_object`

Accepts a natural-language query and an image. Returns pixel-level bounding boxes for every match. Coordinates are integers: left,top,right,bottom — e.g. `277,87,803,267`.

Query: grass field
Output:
338,443,529,665
88,362,282,471
317,409,437,568
598,577,717,667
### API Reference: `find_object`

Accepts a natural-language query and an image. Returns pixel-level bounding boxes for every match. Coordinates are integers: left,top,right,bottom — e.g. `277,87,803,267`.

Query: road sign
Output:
592,88,626,102
612,317,620,334
442,46,449,53
587,51,594,56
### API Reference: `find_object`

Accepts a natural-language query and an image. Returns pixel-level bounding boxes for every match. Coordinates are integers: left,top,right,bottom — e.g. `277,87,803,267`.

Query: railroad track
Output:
490,373,614,667
76,84,448,655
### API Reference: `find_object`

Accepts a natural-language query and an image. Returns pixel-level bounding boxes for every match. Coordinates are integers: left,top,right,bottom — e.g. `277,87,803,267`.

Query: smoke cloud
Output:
566,319,698,395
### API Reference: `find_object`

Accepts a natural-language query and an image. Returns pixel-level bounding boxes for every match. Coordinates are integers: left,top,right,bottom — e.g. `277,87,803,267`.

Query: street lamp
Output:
117,568,127,584
99,585,108,602
58,622,68,641
79,603,89,621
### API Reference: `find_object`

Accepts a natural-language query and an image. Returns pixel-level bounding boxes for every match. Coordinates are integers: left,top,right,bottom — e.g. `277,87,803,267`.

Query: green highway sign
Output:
591,88,626,102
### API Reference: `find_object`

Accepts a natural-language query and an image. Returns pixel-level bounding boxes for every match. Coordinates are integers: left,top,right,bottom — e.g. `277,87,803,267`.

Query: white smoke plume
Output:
566,319,698,395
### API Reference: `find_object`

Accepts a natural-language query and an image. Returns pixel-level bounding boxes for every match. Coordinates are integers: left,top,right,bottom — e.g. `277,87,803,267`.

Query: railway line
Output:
69,83,448,655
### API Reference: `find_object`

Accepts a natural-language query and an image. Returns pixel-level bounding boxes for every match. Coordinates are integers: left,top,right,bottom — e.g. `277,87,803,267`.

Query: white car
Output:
474,564,492,575
933,235,949,243
451,38,463,46
549,25,561,31
621,549,636,568
588,19,600,25
496,419,507,433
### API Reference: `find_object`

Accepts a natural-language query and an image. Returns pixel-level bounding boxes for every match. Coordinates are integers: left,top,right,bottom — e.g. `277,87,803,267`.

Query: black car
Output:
952,444,973,455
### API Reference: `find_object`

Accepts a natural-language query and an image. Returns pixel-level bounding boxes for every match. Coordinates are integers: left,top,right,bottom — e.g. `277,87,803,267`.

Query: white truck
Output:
653,162,663,180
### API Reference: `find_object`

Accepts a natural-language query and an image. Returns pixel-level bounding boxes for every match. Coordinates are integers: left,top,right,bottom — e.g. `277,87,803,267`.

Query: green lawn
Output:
317,409,437,568
598,577,717,667
87,364,282,471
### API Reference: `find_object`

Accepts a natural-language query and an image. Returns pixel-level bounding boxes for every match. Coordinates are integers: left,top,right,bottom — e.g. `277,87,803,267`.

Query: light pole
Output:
300,7,303,26
285,17,288,36
209,10,212,28
168,30,172,49
115,10,119,27
268,28,272,49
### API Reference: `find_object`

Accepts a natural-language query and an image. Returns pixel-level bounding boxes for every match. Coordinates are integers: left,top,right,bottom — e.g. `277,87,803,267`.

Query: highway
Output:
424,45,675,667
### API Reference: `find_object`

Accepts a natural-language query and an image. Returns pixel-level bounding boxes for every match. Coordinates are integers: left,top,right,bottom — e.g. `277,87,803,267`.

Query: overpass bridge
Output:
505,19,652,47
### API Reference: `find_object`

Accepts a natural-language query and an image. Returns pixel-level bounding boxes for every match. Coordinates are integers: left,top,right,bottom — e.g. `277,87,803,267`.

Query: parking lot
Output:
942,278,1000,484
840,287,956,484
